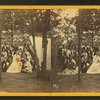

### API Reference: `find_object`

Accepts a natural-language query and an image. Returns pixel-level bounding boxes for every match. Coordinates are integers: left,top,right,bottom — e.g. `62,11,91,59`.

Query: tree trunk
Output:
41,30,47,77
11,31,13,46
92,32,94,48
51,38,57,76
41,10,50,77
11,16,15,46
78,9,82,82
30,16,40,76
0,10,2,81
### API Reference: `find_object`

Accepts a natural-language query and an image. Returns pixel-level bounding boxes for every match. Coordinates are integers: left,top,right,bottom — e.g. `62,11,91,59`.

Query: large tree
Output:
75,9,100,47
41,10,50,77
0,10,2,81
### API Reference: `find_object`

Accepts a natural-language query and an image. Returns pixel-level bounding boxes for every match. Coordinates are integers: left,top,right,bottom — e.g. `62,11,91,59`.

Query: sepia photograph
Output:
0,8,100,94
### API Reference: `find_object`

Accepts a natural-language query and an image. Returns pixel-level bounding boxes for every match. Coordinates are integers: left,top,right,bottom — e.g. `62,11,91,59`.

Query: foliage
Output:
75,9,100,46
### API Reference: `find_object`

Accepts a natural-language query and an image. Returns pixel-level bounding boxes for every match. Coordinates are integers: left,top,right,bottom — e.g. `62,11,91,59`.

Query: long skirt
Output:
7,61,22,73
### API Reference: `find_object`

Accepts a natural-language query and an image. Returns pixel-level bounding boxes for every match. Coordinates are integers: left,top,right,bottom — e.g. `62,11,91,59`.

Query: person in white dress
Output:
7,51,22,73
87,51,100,74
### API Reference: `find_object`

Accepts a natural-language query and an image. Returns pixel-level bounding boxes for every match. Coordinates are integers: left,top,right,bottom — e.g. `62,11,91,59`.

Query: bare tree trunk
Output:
92,32,94,48
30,16,40,76
51,40,57,76
41,29,47,77
11,31,13,46
78,9,82,82
41,10,50,77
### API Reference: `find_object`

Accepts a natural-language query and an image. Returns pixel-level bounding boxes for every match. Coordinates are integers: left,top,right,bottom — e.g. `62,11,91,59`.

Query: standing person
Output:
6,48,13,70
73,51,78,66
7,46,12,56
24,48,32,62
24,41,34,59
13,43,18,55
24,42,36,70
20,52,26,72
81,49,88,73
62,51,66,70
87,48,93,66
1,46,7,72
58,46,62,68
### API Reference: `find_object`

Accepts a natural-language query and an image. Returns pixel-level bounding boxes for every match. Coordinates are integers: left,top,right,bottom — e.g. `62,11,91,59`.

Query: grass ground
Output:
1,71,100,93
51,73,100,92
1,71,51,93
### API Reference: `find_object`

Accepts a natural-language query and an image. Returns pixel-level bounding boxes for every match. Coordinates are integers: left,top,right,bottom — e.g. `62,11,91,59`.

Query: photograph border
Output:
0,5,100,96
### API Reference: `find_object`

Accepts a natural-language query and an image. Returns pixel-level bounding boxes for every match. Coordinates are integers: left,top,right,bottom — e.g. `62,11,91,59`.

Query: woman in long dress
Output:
87,52,100,74
7,51,22,73
1,47,7,72
24,59,32,73
58,58,78,75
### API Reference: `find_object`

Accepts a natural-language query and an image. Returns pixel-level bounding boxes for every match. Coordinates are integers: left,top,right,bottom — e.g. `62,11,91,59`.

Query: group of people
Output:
58,46,99,75
1,42,35,73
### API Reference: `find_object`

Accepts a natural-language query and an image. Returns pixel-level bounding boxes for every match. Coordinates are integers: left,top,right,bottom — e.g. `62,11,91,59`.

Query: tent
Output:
29,36,51,71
